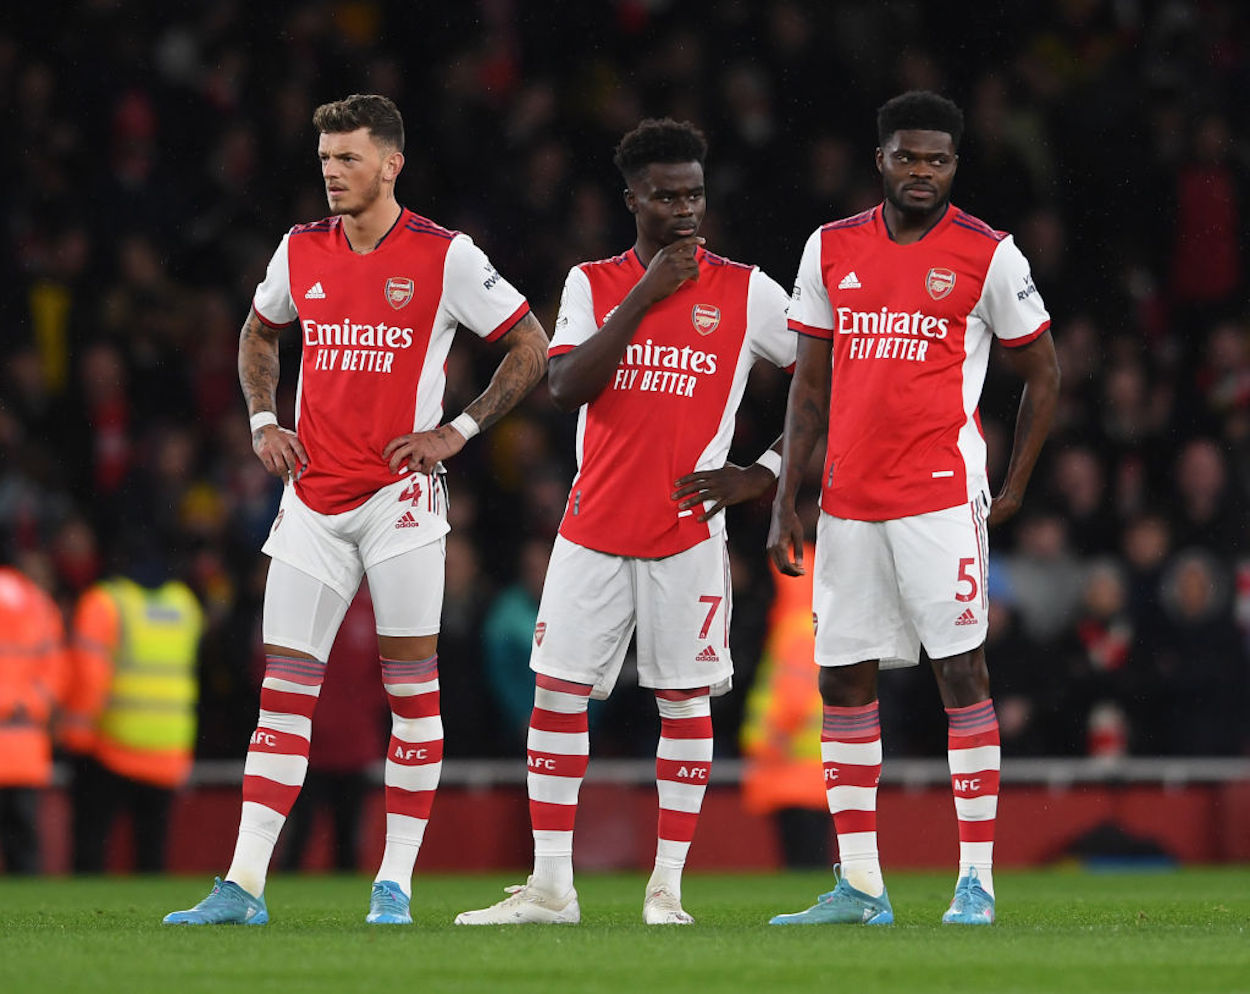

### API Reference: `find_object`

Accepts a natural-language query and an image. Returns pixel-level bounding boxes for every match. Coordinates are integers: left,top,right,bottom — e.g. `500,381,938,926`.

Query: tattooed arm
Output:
767,333,832,576
987,329,1061,528
383,312,550,474
239,308,307,478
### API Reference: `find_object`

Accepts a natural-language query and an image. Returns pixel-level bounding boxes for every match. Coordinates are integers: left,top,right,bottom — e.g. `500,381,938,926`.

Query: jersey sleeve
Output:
252,232,298,327
442,234,531,342
786,228,834,339
976,235,1051,347
548,266,596,358
747,268,798,370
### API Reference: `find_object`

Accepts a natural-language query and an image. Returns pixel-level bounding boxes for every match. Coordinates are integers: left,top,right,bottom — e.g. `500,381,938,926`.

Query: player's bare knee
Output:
818,663,877,708
931,648,990,706
377,633,438,661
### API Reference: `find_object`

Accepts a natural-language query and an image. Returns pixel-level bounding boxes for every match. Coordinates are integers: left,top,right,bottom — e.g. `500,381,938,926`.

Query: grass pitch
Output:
1,869,1247,994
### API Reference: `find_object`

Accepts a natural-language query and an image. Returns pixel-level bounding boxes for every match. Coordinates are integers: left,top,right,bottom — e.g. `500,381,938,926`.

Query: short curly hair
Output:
876,90,964,150
613,118,707,182
312,93,405,153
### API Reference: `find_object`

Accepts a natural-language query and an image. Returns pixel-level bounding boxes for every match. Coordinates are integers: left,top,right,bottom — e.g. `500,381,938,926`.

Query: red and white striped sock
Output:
227,653,324,897
947,699,1000,898
650,688,712,898
375,655,443,896
527,674,591,896
822,701,884,896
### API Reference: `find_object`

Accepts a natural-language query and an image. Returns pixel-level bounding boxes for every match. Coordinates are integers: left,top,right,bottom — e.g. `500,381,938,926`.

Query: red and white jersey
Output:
253,209,529,514
551,246,794,558
788,203,1049,521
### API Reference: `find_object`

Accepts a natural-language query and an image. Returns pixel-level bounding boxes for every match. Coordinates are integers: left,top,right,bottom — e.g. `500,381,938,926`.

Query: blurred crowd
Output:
3,0,1249,766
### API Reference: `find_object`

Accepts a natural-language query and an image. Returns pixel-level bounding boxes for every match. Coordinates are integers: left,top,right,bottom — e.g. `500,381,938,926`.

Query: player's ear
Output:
384,151,404,182
624,187,637,214
874,147,884,175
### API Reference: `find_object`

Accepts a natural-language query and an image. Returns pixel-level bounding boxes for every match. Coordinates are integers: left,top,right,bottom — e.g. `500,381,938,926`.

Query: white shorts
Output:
261,472,449,602
531,534,733,699
812,501,989,669
262,546,445,659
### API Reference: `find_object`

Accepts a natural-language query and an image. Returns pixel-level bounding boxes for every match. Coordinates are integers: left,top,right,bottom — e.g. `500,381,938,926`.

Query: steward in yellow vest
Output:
64,572,203,872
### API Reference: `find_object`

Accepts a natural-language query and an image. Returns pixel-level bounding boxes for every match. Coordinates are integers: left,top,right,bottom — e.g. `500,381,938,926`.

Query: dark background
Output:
3,0,1248,761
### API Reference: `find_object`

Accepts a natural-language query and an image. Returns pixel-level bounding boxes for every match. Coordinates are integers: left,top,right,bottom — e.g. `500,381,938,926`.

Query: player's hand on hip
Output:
383,426,465,475
640,235,704,301
766,504,806,577
673,463,774,522
253,425,309,481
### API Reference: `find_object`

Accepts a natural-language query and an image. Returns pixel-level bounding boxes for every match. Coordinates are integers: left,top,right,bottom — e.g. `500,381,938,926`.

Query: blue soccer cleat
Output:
769,867,894,925
942,867,995,924
163,877,269,925
366,880,412,924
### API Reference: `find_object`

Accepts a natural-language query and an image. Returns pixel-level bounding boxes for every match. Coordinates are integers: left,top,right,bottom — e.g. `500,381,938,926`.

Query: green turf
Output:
1,869,1248,994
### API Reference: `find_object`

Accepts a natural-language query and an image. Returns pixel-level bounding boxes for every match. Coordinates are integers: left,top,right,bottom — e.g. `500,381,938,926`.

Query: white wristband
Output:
754,449,782,478
250,411,279,433
448,412,480,441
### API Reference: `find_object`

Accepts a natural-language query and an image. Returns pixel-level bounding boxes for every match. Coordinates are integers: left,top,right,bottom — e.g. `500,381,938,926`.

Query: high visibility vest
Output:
95,577,202,787
740,545,827,814
0,568,67,787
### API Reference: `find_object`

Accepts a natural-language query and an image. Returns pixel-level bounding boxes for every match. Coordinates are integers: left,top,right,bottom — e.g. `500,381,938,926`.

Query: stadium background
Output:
3,1,1249,868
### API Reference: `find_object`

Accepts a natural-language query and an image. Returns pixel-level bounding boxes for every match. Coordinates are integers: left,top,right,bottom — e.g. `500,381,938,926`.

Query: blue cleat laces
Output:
163,877,269,925
942,867,996,925
366,880,412,924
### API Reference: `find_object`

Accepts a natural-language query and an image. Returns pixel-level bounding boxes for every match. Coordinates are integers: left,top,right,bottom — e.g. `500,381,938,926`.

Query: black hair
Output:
876,90,964,149
613,118,707,182
313,93,405,153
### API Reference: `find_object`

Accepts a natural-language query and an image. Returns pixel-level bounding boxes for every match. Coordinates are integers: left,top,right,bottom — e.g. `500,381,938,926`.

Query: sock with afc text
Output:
822,701,884,898
375,655,443,896
527,674,592,897
650,688,713,899
228,653,325,898
946,699,1000,898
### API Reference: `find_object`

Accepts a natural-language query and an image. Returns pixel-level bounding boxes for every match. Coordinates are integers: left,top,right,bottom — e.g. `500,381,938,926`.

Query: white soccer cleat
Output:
454,877,581,925
643,885,695,925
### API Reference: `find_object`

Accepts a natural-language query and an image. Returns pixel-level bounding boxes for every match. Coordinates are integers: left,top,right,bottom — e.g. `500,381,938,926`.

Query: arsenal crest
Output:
691,303,721,335
534,621,547,646
385,276,415,309
925,268,956,300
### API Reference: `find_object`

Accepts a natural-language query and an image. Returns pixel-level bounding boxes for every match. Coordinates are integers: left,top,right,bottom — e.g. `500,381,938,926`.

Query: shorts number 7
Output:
697,595,723,639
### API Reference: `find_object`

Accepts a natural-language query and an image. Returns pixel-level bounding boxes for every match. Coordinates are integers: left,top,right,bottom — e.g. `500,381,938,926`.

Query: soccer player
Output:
164,94,548,925
767,91,1060,926
455,119,795,926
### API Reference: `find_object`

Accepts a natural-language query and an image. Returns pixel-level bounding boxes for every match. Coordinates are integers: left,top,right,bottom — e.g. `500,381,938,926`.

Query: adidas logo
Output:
304,281,326,299
955,608,977,626
838,271,862,290
695,645,719,663
395,511,420,529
